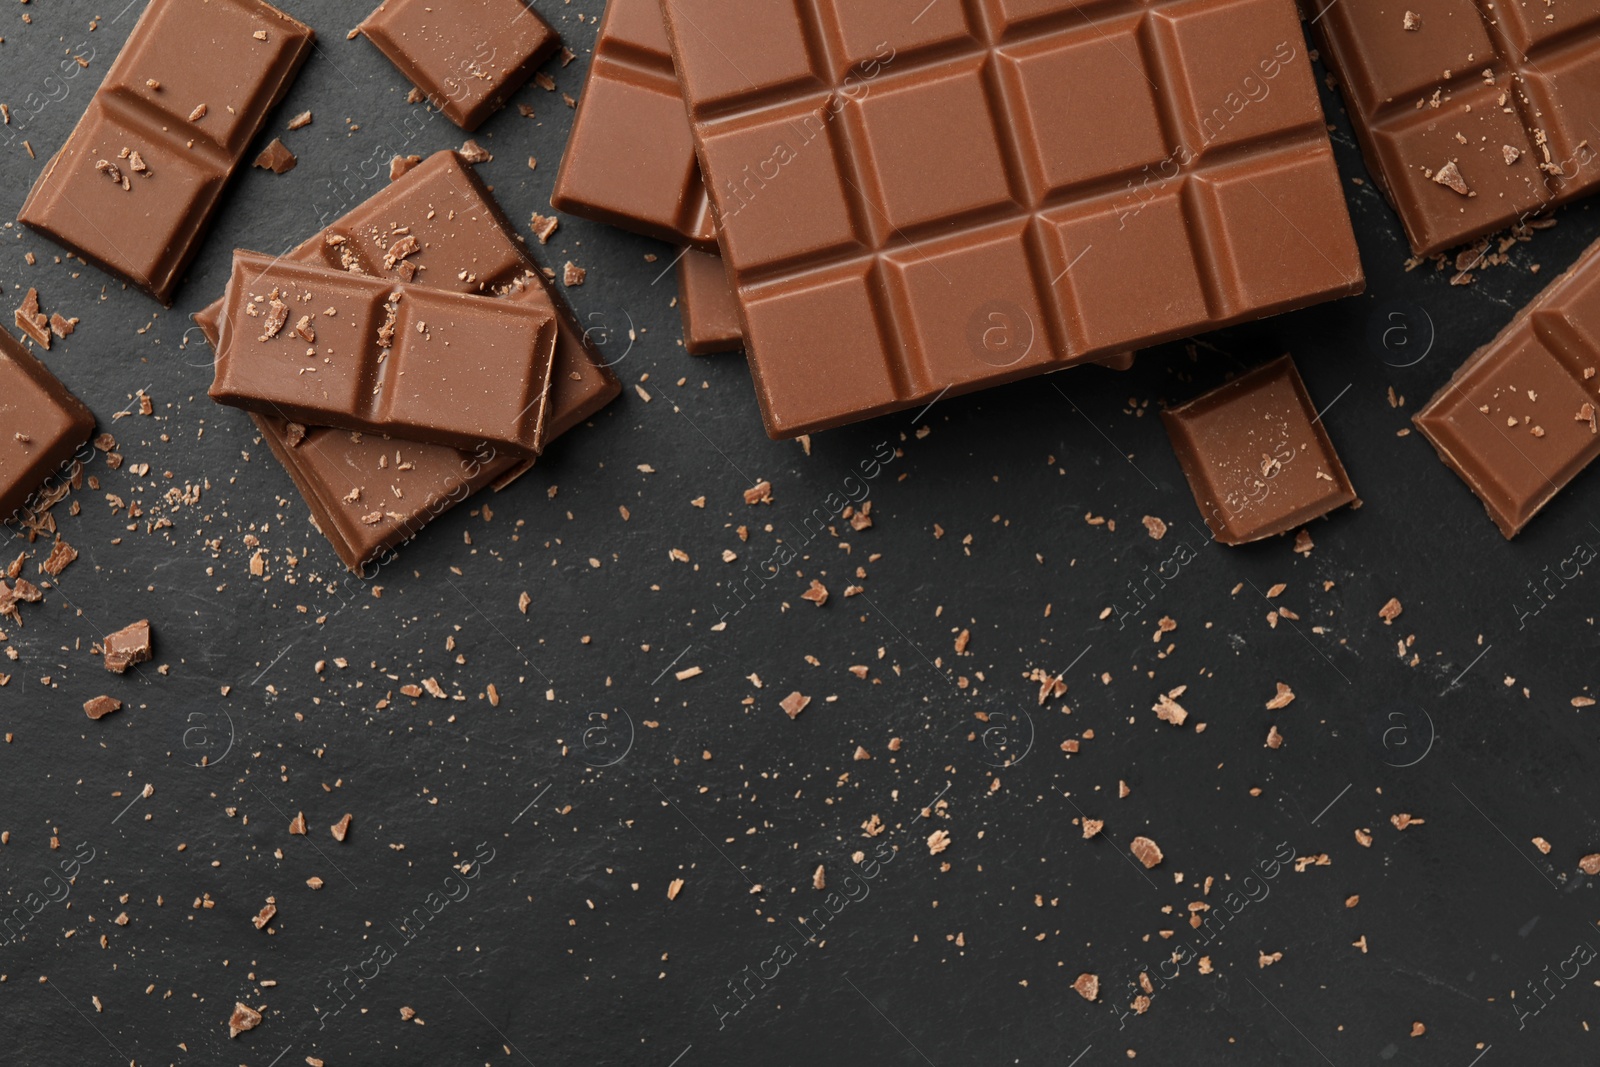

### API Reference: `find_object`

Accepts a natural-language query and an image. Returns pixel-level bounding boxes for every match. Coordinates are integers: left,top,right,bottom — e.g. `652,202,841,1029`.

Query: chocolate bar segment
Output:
1315,0,1600,256
676,247,743,354
359,0,561,131
551,0,715,247
211,252,558,455
1162,356,1356,544
0,329,96,523
194,151,620,572
17,0,314,305
1415,235,1600,537
660,0,1364,437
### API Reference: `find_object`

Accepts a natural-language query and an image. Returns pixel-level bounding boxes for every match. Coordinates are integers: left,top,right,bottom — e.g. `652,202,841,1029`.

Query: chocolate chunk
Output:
551,0,714,247
103,619,153,673
676,247,742,356
330,813,352,841
83,695,123,720
227,1002,262,1038
211,251,559,455
1314,1,1600,255
17,0,315,304
0,328,96,521
1415,234,1600,537
191,151,620,572
252,137,298,174
1162,356,1356,545
13,288,50,349
659,0,1363,436
358,0,560,131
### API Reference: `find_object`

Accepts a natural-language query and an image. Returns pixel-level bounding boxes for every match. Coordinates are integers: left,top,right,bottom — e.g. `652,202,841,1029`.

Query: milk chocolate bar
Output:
1415,235,1600,537
358,0,561,131
17,0,314,305
659,0,1364,437
676,247,743,354
0,329,96,522
1162,356,1356,544
1315,0,1600,256
551,0,715,247
194,151,620,572
211,252,558,455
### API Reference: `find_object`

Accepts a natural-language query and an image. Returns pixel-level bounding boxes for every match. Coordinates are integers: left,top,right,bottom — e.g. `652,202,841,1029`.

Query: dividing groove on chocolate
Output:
661,0,1364,437
1162,355,1357,544
211,252,559,455
1316,0,1600,256
17,0,314,305
194,151,621,573
0,329,96,523
552,0,716,246
358,0,561,131
1415,235,1600,538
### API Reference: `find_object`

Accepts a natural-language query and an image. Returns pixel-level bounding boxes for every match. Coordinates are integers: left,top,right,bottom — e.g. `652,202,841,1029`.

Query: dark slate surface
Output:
2,2,1599,1064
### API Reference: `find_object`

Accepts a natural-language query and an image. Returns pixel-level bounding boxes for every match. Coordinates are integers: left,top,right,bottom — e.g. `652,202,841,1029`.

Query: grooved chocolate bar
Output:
0,329,96,523
1163,355,1356,544
194,151,621,572
676,247,744,354
359,0,561,131
18,0,314,305
1316,0,1600,257
211,252,559,455
552,0,715,247
660,0,1364,437
1415,235,1600,537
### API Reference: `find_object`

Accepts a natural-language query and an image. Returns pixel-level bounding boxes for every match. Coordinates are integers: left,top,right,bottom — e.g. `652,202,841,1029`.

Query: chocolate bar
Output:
194,151,620,572
551,0,715,247
211,252,559,456
659,0,1363,437
1162,356,1356,544
676,247,743,355
1315,0,1600,256
17,0,314,305
0,328,96,522
358,0,560,131
1415,235,1600,537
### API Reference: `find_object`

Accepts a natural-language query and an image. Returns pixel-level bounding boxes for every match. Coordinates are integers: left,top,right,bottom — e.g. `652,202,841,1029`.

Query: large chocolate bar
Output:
358,0,561,131
18,0,314,305
211,252,558,455
552,0,715,247
195,151,620,572
1163,356,1356,544
1316,0,1600,256
659,0,1364,437
0,330,96,522
1415,235,1600,537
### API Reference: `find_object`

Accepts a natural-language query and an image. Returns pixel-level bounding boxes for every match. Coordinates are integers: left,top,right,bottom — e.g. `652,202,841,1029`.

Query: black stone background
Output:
2,1,1600,1064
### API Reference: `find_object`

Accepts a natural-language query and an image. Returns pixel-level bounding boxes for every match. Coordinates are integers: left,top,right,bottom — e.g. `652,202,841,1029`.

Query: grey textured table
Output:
3,1,1599,1064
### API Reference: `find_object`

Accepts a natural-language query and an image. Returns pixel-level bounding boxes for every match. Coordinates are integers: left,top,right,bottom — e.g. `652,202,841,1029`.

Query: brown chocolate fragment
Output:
330,813,352,841
1130,836,1164,869
288,811,306,835
252,137,297,174
0,330,96,521
14,288,50,349
83,695,123,720
102,619,153,673
17,0,315,304
227,1002,262,1038
358,0,560,131
1162,357,1356,545
1415,234,1600,537
551,0,715,248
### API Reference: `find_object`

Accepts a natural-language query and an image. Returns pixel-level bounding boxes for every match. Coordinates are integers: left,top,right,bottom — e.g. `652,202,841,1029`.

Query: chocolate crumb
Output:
83,695,122,720
253,138,297,174
102,619,152,673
